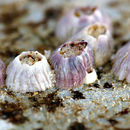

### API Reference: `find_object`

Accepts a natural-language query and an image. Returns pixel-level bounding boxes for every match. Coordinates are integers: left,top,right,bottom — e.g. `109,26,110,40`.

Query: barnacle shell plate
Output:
6,51,55,93
112,42,130,83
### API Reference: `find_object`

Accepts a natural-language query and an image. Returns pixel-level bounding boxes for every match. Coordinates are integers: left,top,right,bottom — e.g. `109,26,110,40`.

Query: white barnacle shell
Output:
112,42,130,83
69,23,113,67
6,51,55,93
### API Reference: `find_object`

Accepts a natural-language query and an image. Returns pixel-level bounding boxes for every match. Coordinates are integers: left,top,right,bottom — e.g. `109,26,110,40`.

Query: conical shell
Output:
6,51,55,93
50,41,97,89
69,23,113,67
112,42,130,83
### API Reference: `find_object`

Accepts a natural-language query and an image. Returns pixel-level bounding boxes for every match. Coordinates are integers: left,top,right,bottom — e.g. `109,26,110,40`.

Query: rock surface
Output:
0,0,129,130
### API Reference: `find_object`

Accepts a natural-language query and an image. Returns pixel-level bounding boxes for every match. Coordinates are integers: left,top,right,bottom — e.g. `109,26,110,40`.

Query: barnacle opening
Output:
74,7,96,17
59,41,87,57
19,51,42,65
87,25,106,38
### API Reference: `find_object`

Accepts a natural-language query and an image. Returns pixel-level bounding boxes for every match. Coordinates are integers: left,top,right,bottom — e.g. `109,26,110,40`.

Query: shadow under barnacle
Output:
96,60,113,78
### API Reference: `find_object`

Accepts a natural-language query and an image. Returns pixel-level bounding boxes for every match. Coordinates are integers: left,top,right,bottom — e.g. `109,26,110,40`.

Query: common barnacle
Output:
6,51,55,93
112,42,130,83
50,40,97,89
56,6,111,42
0,59,5,86
69,23,113,67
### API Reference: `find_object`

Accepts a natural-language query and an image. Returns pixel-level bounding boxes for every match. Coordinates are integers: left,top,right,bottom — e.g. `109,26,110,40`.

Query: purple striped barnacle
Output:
6,51,55,93
70,23,113,67
112,42,130,83
0,59,5,87
50,40,97,89
56,6,111,42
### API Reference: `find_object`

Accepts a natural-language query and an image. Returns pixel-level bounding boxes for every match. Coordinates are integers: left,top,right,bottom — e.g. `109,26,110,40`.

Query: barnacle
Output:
0,59,5,86
70,23,113,67
50,40,97,89
6,51,55,93
112,42,130,83
56,6,111,42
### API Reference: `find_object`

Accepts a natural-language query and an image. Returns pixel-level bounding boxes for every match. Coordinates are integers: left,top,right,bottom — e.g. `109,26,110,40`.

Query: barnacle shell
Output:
0,59,5,86
6,51,55,93
50,40,97,89
70,23,113,67
56,6,111,42
112,42,130,83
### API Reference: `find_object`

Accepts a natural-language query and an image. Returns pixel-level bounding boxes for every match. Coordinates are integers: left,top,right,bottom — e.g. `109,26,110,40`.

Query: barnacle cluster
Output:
112,42,130,83
56,6,113,67
5,5,129,93
56,6,111,42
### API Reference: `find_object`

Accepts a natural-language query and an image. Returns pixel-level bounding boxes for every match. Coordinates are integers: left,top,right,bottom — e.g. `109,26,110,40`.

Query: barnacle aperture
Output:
70,23,113,67
87,24,107,39
56,6,111,42
74,6,97,17
19,52,42,65
6,51,55,93
0,59,5,86
50,40,97,89
112,42,130,83
59,41,87,57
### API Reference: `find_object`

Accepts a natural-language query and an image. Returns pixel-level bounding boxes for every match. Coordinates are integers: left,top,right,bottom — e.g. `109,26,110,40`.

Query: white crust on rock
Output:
83,69,97,84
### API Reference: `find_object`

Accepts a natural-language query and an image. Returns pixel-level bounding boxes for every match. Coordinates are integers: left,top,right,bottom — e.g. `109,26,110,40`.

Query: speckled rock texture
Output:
0,0,130,130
